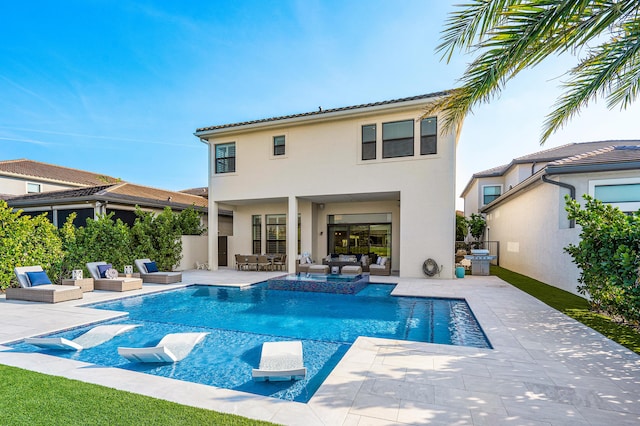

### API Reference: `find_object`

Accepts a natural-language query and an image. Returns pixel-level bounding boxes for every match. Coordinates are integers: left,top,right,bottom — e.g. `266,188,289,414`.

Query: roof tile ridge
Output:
120,182,209,200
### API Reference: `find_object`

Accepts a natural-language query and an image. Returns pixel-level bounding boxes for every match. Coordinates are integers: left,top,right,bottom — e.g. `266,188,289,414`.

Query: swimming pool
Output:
12,283,490,402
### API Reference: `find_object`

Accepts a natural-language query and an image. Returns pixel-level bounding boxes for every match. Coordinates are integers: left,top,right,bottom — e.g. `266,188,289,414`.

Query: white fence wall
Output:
178,235,208,271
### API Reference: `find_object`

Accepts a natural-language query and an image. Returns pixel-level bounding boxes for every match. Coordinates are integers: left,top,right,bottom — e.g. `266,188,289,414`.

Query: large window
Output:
361,124,376,160
420,117,437,155
252,215,262,254
383,120,414,158
327,213,391,258
590,178,640,213
215,142,236,174
266,214,286,254
273,135,285,156
483,185,502,205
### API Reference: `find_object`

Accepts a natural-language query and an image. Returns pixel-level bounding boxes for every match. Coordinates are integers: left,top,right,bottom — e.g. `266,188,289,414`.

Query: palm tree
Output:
426,0,640,143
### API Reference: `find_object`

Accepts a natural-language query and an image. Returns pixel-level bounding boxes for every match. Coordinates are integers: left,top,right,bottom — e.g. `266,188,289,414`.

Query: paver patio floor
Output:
1,269,638,425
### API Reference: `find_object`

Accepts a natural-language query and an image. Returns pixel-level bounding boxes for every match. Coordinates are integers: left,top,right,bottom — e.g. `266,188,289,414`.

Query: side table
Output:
61,277,94,292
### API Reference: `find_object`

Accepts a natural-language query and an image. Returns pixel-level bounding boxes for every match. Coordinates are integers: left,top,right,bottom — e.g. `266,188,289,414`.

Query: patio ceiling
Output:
216,191,400,206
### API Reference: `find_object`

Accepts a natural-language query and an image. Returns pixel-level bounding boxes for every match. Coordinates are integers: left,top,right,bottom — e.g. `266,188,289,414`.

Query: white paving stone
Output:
1,269,639,425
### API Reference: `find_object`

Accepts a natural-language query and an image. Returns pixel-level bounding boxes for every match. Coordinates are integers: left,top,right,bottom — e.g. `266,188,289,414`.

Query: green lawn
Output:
491,265,640,354
0,364,276,426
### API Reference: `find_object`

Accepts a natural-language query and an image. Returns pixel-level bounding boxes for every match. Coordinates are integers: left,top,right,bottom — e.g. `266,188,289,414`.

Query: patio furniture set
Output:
6,260,182,304
235,254,287,271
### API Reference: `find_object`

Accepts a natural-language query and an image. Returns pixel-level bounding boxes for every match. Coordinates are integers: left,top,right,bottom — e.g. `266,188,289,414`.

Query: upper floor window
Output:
27,182,41,193
273,135,285,156
420,117,437,155
382,120,414,158
483,185,502,205
215,142,236,174
362,124,376,160
590,178,640,213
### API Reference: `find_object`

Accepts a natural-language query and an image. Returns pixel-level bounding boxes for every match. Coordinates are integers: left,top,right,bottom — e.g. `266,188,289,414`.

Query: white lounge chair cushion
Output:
86,262,108,280
252,341,307,381
14,266,44,288
134,259,152,274
118,332,208,363
25,324,140,351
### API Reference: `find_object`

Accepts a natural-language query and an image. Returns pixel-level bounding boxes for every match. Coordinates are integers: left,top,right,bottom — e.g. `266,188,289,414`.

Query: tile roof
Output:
548,145,640,168
513,140,640,163
7,182,208,210
195,91,449,133
0,159,120,186
180,187,208,198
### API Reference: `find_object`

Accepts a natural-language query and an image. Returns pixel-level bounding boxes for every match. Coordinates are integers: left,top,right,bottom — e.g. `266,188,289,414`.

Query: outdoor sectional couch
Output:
322,254,371,272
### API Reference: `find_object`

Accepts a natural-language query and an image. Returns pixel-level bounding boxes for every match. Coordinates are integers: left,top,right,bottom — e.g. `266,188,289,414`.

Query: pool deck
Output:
1,269,639,425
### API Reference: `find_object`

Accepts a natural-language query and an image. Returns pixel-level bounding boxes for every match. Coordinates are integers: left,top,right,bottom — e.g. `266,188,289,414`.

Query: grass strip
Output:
491,265,640,354
0,364,277,426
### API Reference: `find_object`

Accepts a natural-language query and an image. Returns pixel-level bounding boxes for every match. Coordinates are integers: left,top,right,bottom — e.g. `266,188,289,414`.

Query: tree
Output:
426,1,640,143
456,214,469,241
468,213,486,243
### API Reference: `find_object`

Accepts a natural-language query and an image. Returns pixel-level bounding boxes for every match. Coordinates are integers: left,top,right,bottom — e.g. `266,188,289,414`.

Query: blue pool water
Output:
11,283,490,402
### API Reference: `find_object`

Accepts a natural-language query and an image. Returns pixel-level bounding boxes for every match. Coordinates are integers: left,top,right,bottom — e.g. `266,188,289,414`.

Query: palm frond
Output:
541,19,640,142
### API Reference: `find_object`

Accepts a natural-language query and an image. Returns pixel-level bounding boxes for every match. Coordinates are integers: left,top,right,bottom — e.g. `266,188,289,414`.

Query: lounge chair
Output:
118,332,208,363
86,262,143,292
24,324,139,351
252,340,307,381
134,259,182,284
6,266,82,304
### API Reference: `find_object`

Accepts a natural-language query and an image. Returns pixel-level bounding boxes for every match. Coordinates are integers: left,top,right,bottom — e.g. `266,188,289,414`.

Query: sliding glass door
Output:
327,213,391,257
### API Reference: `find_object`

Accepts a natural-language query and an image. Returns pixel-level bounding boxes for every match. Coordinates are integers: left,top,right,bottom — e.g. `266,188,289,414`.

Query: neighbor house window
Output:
252,215,262,254
215,142,236,174
420,117,437,155
266,214,286,254
27,182,41,193
590,178,640,213
483,185,502,205
382,120,414,158
362,124,376,160
273,135,285,156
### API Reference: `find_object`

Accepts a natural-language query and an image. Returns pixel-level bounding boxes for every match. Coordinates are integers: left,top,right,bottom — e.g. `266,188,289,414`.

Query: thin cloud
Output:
0,126,197,148
0,136,54,146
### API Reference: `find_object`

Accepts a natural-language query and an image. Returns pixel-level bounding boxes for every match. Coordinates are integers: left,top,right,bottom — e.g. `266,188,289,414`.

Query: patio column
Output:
208,200,219,271
287,195,298,272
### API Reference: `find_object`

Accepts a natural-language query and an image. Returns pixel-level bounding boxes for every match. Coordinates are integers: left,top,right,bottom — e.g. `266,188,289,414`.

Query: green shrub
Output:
565,195,640,325
0,200,64,289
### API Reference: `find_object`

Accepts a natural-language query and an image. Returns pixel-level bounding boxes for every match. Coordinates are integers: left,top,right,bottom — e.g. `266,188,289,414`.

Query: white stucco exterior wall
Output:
199,96,458,278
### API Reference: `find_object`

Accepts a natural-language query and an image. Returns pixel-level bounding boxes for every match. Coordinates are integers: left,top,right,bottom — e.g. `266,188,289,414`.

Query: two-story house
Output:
195,92,460,278
462,140,640,294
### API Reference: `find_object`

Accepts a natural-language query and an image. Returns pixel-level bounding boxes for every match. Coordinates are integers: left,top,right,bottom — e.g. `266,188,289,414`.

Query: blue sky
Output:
2,1,638,208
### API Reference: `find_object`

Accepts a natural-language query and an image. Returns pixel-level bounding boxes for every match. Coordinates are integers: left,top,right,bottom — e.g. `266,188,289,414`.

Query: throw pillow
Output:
97,263,113,278
145,261,159,273
380,257,387,266
376,257,382,265
26,270,52,286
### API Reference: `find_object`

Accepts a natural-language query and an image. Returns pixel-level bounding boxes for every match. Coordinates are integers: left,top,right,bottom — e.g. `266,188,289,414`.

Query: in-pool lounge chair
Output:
7,266,82,304
25,324,139,351
86,262,143,292
134,259,182,284
118,332,208,363
252,340,307,381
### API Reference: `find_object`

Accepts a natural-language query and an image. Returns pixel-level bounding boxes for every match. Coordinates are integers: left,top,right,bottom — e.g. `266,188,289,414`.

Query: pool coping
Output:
1,269,639,425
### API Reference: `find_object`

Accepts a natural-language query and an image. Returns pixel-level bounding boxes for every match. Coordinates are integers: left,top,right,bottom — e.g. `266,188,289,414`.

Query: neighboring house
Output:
0,158,120,198
7,182,210,228
461,140,640,294
194,92,460,277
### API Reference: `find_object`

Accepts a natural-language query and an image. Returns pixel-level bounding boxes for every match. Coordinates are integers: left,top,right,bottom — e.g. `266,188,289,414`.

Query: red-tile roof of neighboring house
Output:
7,182,208,211
0,159,120,187
195,91,450,133
180,187,208,198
